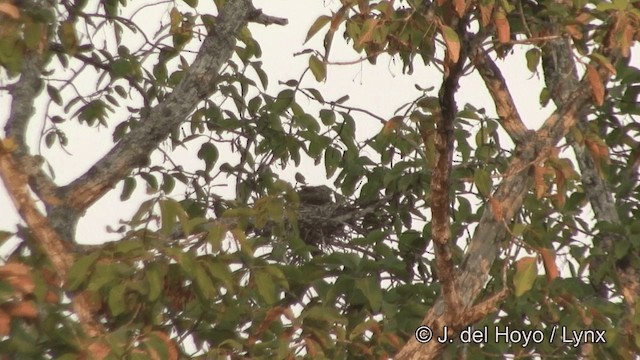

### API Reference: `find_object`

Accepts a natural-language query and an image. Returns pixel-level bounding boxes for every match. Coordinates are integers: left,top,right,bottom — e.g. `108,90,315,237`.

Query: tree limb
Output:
0,144,104,338
540,31,636,313
470,47,530,143
59,0,255,215
394,40,619,360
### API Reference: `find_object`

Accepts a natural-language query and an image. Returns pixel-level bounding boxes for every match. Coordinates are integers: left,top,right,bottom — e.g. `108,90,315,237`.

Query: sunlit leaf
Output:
309,55,326,82
514,257,538,296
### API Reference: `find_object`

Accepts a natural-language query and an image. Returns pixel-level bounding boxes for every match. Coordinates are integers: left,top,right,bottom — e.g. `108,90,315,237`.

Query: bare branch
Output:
248,7,288,26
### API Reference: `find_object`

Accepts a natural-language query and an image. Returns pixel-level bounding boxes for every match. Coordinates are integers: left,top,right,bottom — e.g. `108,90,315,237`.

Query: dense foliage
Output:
0,0,639,359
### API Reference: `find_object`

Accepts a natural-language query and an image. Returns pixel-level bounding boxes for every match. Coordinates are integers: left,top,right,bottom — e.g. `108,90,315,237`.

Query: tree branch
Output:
0,143,104,338
1,53,59,201
394,39,620,360
430,19,469,318
59,0,255,214
470,46,530,143
540,31,634,309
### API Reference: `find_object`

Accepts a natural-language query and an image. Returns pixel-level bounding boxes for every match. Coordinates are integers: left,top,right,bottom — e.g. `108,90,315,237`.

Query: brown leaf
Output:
621,24,634,58
382,116,403,135
87,342,111,360
150,331,179,360
454,0,466,17
494,10,511,44
479,3,493,27
305,338,319,358
0,3,20,19
0,262,30,278
552,168,566,208
0,310,10,336
7,301,38,319
357,18,380,47
590,52,617,75
516,256,537,271
534,165,546,199
538,248,559,282
565,25,582,40
5,274,35,295
44,291,60,304
586,64,604,106
585,138,600,161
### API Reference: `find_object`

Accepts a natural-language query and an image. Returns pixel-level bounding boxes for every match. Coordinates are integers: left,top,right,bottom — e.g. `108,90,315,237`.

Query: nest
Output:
296,202,352,250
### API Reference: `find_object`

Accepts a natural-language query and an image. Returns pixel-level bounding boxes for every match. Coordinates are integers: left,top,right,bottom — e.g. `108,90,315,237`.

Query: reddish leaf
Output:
538,248,559,282
586,64,605,106
0,3,19,19
494,10,511,44
454,0,467,17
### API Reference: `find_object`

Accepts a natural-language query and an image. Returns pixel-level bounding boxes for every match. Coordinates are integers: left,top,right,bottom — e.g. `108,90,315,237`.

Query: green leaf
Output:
140,172,158,192
23,22,44,49
202,260,235,292
440,25,460,63
355,277,383,311
252,62,269,89
197,142,219,172
254,271,277,305
146,263,165,302
304,15,331,44
181,0,198,7
319,109,335,125
58,21,78,53
108,283,127,316
474,169,492,197
539,87,550,106
525,48,541,73
159,199,178,236
297,113,320,132
143,332,171,359
306,88,325,104
513,257,538,297
272,89,295,114
324,146,341,178
309,55,326,82
46,85,62,105
45,131,56,148
194,262,216,298
264,265,289,290
120,177,136,201
161,173,175,193
111,58,132,78
67,251,101,290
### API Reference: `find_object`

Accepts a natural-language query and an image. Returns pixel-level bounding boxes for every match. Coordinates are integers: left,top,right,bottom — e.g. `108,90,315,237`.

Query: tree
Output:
0,0,639,358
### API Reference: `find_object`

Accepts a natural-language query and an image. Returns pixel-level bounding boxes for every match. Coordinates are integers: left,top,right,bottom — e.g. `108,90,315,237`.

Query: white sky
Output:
0,1,637,250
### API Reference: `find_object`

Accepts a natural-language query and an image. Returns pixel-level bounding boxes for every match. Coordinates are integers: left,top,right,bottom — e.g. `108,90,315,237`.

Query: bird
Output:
297,185,333,206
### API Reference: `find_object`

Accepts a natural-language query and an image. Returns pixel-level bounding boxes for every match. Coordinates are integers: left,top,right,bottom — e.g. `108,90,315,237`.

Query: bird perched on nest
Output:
297,185,333,206
294,185,345,253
